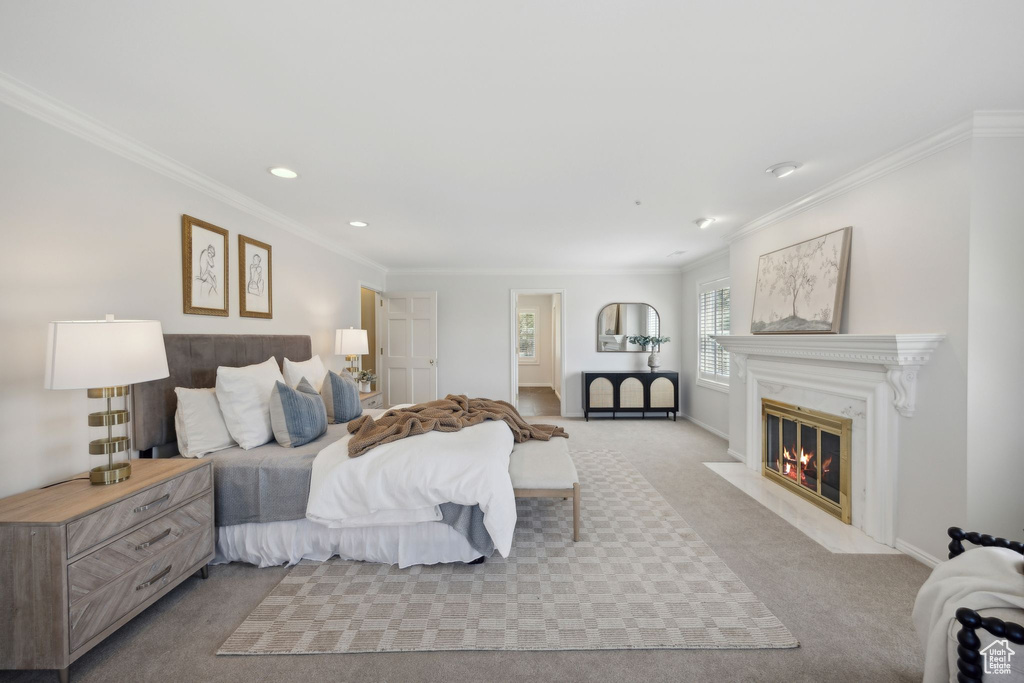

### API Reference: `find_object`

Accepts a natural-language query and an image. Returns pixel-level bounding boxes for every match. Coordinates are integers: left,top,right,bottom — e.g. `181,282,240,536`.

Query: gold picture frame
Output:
238,234,272,319
182,215,229,316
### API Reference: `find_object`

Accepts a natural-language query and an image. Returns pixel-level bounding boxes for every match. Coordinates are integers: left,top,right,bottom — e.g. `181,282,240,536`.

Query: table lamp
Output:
44,315,169,485
335,327,368,376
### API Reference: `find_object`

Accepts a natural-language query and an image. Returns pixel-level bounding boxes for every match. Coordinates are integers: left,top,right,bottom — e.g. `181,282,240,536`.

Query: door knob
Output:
429,359,436,365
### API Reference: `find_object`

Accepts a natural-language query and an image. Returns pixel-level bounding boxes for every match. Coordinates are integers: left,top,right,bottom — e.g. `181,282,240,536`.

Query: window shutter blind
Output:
698,282,730,386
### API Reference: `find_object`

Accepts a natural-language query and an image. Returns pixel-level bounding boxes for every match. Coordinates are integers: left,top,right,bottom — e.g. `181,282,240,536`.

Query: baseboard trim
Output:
894,538,942,568
680,413,729,440
553,389,561,402
726,448,746,463
518,383,554,389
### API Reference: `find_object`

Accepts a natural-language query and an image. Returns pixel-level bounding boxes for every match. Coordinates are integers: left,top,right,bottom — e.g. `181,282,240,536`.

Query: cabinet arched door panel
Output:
619,377,644,408
588,377,614,409
650,377,675,408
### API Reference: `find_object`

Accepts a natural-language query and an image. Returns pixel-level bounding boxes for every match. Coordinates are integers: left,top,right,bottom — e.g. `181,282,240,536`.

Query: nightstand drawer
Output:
68,492,213,604
360,392,383,409
69,524,214,652
67,465,211,558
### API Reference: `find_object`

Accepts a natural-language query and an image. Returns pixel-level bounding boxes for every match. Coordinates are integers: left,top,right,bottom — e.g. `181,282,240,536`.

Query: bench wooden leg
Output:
572,482,580,542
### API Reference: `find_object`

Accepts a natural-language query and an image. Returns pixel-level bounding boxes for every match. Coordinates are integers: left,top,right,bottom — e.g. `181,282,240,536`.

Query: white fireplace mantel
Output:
714,334,945,417
711,333,944,547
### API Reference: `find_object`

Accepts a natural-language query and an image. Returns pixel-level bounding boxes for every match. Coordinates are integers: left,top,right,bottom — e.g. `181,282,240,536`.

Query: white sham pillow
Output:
214,357,285,450
283,355,327,392
174,387,236,458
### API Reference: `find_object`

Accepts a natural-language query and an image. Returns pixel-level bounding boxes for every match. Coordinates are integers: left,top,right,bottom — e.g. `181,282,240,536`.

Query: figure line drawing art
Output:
247,252,265,297
196,244,218,297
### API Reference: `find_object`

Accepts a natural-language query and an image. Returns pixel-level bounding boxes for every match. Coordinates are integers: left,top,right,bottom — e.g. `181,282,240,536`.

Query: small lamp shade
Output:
44,317,169,389
335,328,369,356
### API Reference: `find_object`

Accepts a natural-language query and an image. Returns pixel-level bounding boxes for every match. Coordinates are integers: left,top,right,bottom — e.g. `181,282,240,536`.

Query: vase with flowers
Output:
626,335,671,371
357,370,377,393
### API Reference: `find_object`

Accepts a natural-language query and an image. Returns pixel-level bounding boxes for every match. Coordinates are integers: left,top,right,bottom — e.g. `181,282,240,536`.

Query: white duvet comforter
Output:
306,419,517,556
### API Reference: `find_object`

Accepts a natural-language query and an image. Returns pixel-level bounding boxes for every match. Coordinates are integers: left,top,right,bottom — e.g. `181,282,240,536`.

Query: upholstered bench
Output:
509,438,580,541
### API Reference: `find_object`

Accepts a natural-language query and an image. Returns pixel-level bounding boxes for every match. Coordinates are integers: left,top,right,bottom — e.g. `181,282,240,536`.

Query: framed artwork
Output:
238,234,272,319
751,226,852,334
182,215,229,316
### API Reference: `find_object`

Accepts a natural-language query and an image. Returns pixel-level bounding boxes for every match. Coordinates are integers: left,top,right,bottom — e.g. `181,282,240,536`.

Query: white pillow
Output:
283,355,327,392
214,357,285,450
174,387,236,458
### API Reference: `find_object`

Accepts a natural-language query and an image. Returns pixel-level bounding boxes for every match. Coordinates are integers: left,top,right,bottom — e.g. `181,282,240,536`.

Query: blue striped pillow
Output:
269,378,328,448
320,370,363,424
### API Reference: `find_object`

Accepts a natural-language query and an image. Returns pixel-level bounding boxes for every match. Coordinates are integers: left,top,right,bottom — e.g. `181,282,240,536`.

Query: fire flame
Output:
779,445,831,487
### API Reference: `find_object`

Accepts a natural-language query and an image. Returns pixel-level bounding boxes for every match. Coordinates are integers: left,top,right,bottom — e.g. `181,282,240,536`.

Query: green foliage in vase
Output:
626,335,671,349
357,370,377,382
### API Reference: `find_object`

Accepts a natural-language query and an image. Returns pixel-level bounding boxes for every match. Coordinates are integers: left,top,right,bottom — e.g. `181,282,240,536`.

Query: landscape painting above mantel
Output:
751,227,852,334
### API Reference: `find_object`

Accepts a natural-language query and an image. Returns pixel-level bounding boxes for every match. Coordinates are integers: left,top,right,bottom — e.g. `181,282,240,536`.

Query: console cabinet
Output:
582,371,678,420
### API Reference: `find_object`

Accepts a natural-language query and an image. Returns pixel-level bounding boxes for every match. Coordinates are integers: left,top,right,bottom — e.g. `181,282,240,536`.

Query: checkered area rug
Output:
218,449,798,654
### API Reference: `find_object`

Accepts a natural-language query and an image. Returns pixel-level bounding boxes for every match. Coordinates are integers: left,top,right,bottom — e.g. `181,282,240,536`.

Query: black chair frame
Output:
945,527,1024,683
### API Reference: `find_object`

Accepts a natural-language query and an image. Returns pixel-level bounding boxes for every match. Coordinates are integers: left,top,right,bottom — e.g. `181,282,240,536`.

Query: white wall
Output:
0,104,385,498
678,253,731,438
516,294,553,387
385,272,683,416
727,142,972,561
966,136,1024,541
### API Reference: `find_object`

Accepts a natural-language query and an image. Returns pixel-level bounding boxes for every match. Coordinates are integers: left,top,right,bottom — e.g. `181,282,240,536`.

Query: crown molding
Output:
972,110,1024,137
723,117,974,244
0,70,388,273
387,266,685,277
678,247,730,273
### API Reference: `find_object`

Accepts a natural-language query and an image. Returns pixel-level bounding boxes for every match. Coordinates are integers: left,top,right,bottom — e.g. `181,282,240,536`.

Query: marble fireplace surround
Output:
714,334,945,547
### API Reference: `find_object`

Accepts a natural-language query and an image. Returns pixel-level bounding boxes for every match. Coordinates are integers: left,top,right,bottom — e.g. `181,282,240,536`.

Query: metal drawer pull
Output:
133,494,169,513
136,565,172,591
134,528,171,551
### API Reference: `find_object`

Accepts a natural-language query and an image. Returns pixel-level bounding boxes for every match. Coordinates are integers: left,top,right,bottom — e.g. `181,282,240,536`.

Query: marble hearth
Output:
713,334,944,548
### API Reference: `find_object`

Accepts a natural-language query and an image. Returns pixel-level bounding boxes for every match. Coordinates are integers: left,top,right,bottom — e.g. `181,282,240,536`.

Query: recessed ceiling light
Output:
269,167,298,179
349,221,368,228
765,162,802,178
694,217,716,230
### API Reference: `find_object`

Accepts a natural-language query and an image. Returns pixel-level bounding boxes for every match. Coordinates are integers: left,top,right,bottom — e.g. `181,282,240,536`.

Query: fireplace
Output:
762,399,851,523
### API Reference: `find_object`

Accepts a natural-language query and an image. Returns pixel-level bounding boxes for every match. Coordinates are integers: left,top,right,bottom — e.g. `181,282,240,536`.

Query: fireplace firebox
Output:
762,399,851,523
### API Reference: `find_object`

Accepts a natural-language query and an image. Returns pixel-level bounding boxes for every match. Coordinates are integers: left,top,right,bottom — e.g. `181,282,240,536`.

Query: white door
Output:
381,291,437,406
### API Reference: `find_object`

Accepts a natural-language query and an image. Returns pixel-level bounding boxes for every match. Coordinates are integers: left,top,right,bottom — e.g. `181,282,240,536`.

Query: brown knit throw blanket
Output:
346,394,568,458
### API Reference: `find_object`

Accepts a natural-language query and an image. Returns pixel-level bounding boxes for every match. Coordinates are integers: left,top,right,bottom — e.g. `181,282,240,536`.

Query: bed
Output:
132,334,514,568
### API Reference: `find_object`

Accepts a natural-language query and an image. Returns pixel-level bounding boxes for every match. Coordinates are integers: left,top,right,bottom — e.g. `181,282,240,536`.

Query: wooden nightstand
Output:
360,389,383,409
0,458,214,683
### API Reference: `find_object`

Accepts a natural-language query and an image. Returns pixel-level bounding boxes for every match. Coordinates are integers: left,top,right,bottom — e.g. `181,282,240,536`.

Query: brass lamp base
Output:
90,461,132,485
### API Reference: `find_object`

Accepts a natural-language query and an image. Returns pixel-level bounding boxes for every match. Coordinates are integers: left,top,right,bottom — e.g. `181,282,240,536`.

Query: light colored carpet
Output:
219,449,797,655
0,418,930,682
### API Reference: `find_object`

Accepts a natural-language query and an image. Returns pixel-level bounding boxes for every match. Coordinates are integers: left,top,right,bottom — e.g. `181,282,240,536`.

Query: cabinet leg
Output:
57,667,69,683
199,565,209,579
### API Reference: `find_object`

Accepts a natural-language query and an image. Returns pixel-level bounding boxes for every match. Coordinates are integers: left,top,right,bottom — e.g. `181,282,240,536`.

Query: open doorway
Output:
511,289,565,417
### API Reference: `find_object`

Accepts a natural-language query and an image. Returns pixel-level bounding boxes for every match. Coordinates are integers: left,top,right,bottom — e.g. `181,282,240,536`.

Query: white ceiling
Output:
1,1,1023,271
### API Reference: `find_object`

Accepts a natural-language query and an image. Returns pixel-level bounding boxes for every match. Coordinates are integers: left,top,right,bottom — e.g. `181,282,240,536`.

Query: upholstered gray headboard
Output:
132,334,312,453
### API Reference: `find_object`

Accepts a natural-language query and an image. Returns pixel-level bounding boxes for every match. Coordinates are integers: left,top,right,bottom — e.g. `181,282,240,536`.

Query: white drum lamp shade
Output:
44,317,169,389
335,328,369,357
43,316,169,485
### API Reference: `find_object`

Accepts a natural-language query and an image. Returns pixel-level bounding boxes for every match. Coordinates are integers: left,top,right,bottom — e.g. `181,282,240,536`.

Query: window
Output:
698,278,730,391
518,308,538,364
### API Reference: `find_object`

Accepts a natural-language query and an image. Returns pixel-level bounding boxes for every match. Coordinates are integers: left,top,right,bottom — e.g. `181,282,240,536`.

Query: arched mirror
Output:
597,303,661,352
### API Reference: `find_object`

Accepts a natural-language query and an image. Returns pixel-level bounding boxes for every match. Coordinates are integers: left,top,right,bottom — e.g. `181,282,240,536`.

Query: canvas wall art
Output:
182,214,229,316
239,234,272,318
751,226,851,334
